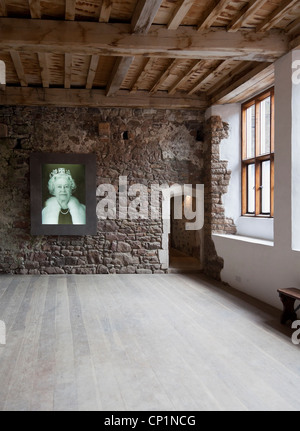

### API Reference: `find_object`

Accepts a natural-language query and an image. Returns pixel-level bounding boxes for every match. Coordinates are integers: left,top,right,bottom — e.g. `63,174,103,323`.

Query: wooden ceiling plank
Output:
206,61,249,96
167,0,195,30
38,52,50,88
98,0,112,23
209,62,273,104
106,56,134,96
212,63,274,104
86,55,99,89
168,59,207,95
28,0,41,19
64,53,72,89
10,50,28,87
188,59,231,95
197,0,232,31
227,0,269,32
130,57,152,92
0,19,289,63
256,0,299,32
225,74,274,104
0,87,208,110
132,0,164,34
150,59,177,93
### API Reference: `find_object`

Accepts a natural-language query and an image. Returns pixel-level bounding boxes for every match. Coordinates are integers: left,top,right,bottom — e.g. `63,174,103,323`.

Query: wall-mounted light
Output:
185,195,193,210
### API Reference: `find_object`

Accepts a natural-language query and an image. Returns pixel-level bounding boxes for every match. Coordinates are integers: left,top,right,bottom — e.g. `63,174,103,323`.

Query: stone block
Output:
136,269,152,274
119,266,136,274
117,241,131,252
96,264,109,274
0,124,8,138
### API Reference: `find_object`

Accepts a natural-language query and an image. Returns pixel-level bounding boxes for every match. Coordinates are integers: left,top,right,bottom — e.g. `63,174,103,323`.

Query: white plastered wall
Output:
292,51,300,251
210,50,300,310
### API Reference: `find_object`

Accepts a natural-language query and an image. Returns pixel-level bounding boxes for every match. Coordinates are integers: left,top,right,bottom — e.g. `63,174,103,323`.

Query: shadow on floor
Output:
168,247,202,274
182,272,298,342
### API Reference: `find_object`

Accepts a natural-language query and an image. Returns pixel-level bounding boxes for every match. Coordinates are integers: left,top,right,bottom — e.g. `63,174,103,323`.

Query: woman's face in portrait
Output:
53,176,72,209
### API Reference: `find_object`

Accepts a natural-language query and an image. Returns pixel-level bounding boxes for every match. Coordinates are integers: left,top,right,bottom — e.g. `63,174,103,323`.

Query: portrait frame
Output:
30,152,97,236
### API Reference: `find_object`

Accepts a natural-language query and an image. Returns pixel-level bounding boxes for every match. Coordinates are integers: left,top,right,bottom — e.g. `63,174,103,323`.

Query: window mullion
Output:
255,101,260,158
255,101,260,215
242,163,247,215
271,89,275,154
255,161,261,216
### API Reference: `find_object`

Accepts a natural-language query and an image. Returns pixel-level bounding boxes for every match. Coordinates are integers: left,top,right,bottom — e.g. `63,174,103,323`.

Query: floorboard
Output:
0,273,299,411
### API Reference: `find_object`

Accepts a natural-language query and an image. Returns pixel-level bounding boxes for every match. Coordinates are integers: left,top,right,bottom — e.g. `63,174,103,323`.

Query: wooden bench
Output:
277,288,300,324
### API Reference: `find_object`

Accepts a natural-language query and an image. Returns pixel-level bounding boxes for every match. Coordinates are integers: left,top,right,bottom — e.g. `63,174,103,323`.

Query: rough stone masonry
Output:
0,105,235,278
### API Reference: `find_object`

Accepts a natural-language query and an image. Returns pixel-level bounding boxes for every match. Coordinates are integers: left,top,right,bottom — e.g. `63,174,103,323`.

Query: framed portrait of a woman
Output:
30,152,97,235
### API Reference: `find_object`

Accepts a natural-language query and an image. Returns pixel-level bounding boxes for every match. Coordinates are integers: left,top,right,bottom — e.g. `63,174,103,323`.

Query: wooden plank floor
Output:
0,273,299,411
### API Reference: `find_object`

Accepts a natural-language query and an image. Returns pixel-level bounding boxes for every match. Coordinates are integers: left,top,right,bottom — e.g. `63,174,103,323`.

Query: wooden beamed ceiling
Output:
0,0,299,110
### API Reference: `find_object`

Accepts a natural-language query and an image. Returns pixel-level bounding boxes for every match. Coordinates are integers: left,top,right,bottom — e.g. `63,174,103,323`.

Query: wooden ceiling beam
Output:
38,52,50,88
223,74,274,104
210,63,274,104
197,0,232,31
132,0,163,34
130,57,152,92
86,55,99,89
108,1,162,97
0,87,208,110
10,50,28,87
286,18,300,35
106,56,134,96
256,0,299,32
0,0,7,16
0,19,289,62
64,53,72,89
28,0,41,19
150,59,177,93
188,60,232,95
227,0,269,32
65,0,76,21
206,61,249,96
290,34,300,51
167,0,195,30
98,0,112,23
209,62,272,103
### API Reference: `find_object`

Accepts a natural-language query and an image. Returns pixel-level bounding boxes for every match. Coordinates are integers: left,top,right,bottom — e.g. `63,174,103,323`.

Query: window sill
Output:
212,233,274,247
235,215,274,242
241,214,273,219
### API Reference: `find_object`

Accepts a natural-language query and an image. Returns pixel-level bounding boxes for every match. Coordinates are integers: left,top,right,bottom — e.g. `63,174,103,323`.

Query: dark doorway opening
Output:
169,196,203,273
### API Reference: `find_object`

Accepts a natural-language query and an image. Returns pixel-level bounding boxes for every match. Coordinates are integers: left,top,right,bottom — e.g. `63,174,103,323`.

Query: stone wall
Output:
203,116,237,280
0,106,208,275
